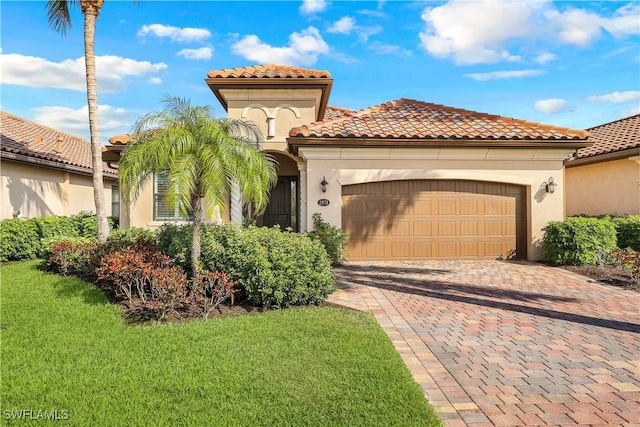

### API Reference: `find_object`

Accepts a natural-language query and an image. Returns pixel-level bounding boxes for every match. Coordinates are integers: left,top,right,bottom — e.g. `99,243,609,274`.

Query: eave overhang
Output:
565,147,640,168
287,137,592,156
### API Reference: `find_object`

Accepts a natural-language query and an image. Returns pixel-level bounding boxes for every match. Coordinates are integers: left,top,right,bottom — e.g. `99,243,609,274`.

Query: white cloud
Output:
299,0,328,15
0,52,167,93
138,24,211,42
587,91,640,103
177,47,213,60
368,41,412,57
602,3,640,38
419,0,533,64
544,8,602,46
148,77,162,84
535,99,570,114
327,16,355,34
465,69,544,81
357,25,383,43
232,26,329,66
418,1,640,65
534,52,557,64
33,105,130,140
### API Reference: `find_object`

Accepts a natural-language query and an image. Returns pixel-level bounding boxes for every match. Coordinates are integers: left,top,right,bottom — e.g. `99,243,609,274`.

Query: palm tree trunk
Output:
83,5,109,242
191,195,204,275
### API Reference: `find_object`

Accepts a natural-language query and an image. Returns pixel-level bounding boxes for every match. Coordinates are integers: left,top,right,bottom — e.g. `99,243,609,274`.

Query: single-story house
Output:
104,65,591,261
565,114,639,216
1,111,118,220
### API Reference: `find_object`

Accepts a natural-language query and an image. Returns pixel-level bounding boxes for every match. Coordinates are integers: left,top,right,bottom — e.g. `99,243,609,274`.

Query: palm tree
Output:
47,0,110,242
118,96,277,273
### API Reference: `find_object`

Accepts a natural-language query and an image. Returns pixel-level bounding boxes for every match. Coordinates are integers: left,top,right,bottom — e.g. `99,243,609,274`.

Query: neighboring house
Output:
1,111,118,220
565,114,640,216
104,65,590,261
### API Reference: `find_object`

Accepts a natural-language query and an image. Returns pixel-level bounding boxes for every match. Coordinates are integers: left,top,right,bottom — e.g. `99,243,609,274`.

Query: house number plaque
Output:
317,199,330,206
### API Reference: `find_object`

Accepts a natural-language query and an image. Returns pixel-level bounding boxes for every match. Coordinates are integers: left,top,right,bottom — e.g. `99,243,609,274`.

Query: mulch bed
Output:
561,265,639,292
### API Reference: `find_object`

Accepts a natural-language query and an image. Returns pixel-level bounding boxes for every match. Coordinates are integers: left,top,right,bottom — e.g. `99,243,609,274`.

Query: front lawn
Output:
1,261,441,426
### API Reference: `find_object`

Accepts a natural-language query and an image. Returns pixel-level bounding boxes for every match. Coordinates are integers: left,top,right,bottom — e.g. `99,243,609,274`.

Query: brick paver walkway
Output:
328,261,640,426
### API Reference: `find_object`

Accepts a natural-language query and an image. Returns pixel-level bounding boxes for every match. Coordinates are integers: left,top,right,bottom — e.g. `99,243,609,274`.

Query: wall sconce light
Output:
545,176,558,194
320,176,329,193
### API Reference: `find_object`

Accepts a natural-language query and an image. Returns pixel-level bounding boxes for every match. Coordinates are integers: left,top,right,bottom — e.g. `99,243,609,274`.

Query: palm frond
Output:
47,0,76,35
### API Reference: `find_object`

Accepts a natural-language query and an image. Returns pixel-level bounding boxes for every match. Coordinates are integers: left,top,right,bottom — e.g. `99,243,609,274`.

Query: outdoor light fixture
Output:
320,176,329,193
545,177,558,194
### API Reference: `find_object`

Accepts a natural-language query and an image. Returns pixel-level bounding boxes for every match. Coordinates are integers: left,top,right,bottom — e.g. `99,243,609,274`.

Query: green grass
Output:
1,261,441,426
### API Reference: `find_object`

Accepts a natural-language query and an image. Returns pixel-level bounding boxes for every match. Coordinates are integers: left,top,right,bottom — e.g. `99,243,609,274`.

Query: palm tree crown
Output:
119,95,277,272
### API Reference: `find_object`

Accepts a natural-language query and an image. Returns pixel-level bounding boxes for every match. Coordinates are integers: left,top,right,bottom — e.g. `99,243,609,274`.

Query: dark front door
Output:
263,177,296,229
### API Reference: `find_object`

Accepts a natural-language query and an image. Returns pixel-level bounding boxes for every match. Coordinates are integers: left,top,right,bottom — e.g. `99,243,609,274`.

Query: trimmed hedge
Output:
158,224,336,308
0,218,40,262
543,217,617,265
613,215,640,251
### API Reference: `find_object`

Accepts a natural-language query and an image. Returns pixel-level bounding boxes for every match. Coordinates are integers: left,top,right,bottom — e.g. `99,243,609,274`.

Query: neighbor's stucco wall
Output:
1,160,116,220
298,146,576,261
566,157,639,216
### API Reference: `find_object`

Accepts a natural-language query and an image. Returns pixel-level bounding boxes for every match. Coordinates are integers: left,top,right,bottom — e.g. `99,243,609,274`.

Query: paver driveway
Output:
328,261,640,426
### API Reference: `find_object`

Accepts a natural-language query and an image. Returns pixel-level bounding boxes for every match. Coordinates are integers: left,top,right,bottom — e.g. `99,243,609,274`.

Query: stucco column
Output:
230,181,242,224
298,162,307,232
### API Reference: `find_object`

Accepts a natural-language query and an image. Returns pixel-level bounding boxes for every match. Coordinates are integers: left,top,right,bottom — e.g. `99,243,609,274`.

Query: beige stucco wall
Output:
126,175,229,230
1,160,116,220
566,157,640,216
298,146,576,261
221,88,323,152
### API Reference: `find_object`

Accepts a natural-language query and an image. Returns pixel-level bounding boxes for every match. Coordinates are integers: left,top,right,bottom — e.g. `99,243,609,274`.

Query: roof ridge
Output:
587,113,640,131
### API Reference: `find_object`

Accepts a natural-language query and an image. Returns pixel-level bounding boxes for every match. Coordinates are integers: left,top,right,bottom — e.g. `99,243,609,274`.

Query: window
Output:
111,186,120,218
154,172,192,221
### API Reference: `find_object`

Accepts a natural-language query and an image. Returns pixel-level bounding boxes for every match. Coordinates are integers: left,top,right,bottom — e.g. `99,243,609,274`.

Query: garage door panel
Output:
342,180,525,260
438,200,457,215
413,221,432,236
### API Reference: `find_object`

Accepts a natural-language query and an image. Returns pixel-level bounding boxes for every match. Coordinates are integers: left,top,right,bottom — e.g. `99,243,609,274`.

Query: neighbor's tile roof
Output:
0,111,117,177
574,114,640,159
324,106,356,120
207,64,332,79
289,98,590,140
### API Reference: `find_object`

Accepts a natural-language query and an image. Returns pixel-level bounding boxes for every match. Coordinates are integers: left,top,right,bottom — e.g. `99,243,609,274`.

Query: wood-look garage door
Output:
342,180,526,260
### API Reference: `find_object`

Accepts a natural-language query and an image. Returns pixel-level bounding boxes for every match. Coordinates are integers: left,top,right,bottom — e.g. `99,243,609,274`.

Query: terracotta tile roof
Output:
574,114,640,160
207,64,332,79
289,98,590,141
324,106,356,120
1,111,117,177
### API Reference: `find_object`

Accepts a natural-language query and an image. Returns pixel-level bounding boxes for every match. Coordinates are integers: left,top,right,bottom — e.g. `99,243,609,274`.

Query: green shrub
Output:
33,216,79,240
308,213,349,265
201,225,335,308
69,211,118,238
0,218,40,262
101,227,156,254
543,217,617,265
613,215,640,251
156,223,193,273
40,237,98,277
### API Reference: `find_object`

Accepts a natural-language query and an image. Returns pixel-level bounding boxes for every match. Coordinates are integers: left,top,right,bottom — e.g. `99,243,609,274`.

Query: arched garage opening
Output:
342,180,526,260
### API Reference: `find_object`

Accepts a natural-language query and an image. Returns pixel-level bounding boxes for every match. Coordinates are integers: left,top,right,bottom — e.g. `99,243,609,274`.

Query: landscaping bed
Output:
561,264,640,292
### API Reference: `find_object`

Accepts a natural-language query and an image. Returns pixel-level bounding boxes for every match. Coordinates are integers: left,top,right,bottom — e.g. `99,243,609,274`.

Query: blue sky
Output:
1,0,639,141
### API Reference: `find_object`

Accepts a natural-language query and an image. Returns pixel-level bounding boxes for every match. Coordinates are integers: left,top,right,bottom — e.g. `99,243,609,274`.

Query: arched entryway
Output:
258,151,300,230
